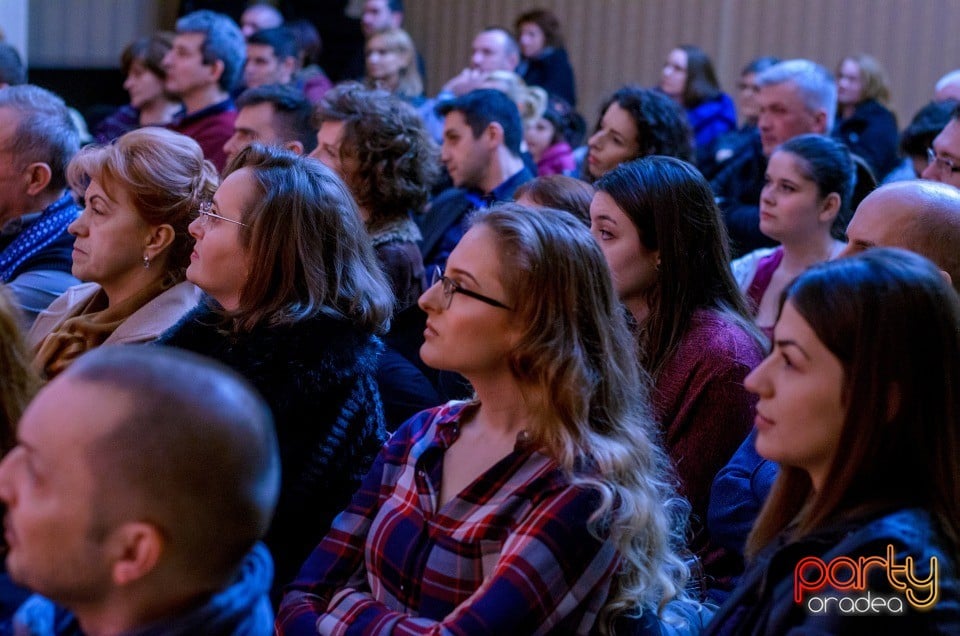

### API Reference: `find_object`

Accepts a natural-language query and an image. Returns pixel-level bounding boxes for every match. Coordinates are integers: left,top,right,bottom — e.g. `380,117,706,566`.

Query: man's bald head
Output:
841,180,960,292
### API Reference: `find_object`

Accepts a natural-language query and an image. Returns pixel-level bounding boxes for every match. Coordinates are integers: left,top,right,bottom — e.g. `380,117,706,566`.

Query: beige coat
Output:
27,281,202,351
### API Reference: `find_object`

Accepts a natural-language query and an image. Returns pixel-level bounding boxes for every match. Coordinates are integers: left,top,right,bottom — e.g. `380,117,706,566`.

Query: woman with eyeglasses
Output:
705,248,960,634
28,128,211,379
158,144,394,602
278,204,699,635
591,156,765,595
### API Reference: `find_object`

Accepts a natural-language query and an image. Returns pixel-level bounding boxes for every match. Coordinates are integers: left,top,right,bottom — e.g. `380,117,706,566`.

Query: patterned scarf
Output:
0,192,79,282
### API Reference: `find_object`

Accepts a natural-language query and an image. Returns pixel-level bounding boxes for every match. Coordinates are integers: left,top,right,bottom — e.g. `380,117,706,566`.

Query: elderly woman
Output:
158,144,394,600
278,204,695,635
28,128,212,378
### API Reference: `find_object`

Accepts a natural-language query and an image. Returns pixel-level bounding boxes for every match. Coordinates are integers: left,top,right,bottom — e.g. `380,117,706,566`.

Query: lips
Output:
755,411,774,429
423,320,438,338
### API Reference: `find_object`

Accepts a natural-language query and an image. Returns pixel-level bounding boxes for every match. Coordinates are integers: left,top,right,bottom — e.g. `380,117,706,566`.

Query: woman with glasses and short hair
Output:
28,128,211,378
278,204,700,635
158,144,394,602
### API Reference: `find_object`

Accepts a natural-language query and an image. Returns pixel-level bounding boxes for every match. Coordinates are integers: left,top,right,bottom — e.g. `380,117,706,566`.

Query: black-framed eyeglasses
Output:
198,200,248,228
430,267,512,310
926,148,960,174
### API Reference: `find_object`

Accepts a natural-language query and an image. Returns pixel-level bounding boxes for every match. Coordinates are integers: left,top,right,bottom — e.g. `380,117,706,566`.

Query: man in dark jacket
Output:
0,347,280,635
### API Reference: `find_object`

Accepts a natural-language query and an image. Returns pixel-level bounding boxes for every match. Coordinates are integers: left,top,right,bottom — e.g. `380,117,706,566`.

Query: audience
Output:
706,249,960,634
158,145,392,602
419,89,533,273
732,135,853,339
514,173,594,225
240,2,284,37
712,59,837,257
0,85,82,323
223,83,316,165
583,85,693,182
360,0,403,39
2,346,281,636
164,10,245,171
833,53,899,180
591,156,765,592
363,28,424,104
514,8,577,106
278,204,694,635
93,33,181,143
921,103,960,189
243,26,298,90
523,94,577,176
660,44,737,169
885,98,956,182
28,128,213,378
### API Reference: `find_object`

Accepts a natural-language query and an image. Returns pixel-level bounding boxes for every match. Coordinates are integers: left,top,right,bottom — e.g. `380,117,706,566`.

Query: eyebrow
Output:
87,193,113,208
592,214,619,224
773,339,811,360
445,266,480,288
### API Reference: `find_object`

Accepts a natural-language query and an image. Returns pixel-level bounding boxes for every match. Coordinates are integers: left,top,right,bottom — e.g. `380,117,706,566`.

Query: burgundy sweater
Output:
169,99,236,172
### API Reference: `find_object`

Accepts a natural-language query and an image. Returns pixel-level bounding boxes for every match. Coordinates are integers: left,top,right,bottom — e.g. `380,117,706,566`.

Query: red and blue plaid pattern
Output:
277,401,620,635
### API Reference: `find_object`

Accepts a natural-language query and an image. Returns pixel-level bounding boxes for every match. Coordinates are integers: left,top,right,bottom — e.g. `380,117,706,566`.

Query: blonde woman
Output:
278,204,695,635
365,27,424,103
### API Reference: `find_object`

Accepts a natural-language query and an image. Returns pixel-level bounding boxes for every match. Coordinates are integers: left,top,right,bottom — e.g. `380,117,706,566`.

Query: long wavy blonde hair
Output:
473,204,691,633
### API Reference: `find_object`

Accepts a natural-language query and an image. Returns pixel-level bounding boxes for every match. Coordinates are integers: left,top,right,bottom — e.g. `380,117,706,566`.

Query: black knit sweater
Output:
157,303,386,602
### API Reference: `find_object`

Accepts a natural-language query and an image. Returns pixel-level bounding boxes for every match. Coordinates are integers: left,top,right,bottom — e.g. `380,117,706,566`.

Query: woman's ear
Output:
145,224,176,259
819,192,841,224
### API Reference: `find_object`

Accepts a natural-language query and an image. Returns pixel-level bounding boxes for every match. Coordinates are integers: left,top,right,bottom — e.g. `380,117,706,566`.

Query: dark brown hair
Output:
514,8,564,50
514,174,594,226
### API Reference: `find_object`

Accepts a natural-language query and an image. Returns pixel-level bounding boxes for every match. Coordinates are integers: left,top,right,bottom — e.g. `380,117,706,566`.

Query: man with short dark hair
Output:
360,0,404,38
164,10,246,171
1,346,281,635
419,88,532,272
921,104,960,190
243,26,298,90
0,85,81,323
224,83,316,164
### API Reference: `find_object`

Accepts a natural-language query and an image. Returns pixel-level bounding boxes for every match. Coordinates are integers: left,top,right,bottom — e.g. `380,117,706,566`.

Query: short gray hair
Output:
757,59,837,131
0,85,79,193
176,10,246,92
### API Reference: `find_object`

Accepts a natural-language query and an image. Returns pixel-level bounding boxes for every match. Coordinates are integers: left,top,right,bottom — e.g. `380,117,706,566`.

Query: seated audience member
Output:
480,70,548,131
93,33,181,143
660,45,736,169
312,83,437,312
884,98,956,183
514,8,577,106
0,85,82,323
364,28,424,105
921,103,960,189
311,84,442,427
224,83,316,164
1,346,281,635
711,59,836,257
523,94,577,176
286,19,333,103
163,10,245,171
440,27,520,97
732,135,853,339
244,26,298,90
419,89,533,273
591,157,765,591
934,68,960,102
240,1,284,37
705,56,779,178
158,145,392,601
0,286,38,622
706,249,960,634
708,178,960,587
514,173,594,226
582,85,693,182
361,0,403,39
28,128,212,378
277,204,694,635
833,53,899,180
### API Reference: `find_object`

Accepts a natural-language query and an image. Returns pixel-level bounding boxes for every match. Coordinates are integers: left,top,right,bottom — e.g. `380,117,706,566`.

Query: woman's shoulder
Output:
681,308,765,366
108,282,203,344
731,246,781,291
27,282,102,349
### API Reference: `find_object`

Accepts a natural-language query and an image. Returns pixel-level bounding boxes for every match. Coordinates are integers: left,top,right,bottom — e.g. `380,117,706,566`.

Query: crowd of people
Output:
0,1,957,634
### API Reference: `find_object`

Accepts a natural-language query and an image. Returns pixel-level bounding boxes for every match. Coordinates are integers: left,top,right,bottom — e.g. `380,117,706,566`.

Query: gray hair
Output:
757,58,837,131
0,85,79,193
176,10,246,92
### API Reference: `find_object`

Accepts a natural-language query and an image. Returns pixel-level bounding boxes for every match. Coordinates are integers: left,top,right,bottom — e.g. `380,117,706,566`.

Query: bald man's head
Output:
841,180,960,291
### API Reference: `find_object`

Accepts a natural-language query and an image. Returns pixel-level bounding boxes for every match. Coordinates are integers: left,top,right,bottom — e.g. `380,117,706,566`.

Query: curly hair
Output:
472,204,691,633
67,128,218,288
585,85,693,182
315,83,439,229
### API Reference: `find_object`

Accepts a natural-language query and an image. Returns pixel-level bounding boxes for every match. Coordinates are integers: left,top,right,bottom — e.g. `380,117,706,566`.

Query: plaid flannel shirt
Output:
276,401,620,635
